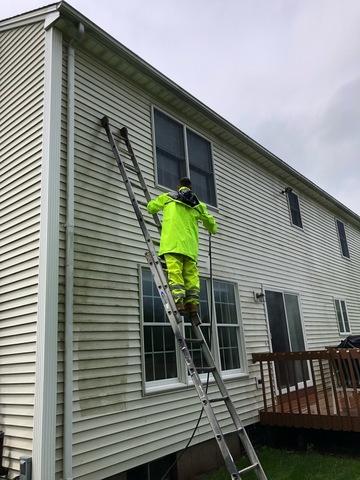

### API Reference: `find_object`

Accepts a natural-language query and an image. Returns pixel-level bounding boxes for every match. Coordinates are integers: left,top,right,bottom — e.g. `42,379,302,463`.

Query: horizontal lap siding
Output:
0,23,44,477
70,48,360,479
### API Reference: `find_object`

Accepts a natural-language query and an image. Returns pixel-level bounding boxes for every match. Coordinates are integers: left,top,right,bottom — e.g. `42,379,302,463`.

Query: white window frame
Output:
334,298,351,335
151,105,218,208
140,267,247,394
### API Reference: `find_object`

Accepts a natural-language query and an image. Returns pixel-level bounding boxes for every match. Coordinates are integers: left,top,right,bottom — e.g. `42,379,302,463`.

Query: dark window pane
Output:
284,294,305,351
199,278,209,323
335,300,344,332
154,296,166,323
156,149,184,191
218,326,241,370
265,291,290,353
214,281,237,324
142,267,177,382
154,109,186,190
145,353,154,381
143,296,153,322
336,220,350,258
144,326,153,353
287,191,303,228
187,130,216,206
185,325,210,369
341,300,350,332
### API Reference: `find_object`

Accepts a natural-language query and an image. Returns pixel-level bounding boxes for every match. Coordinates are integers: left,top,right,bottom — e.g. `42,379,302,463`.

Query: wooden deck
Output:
252,349,360,432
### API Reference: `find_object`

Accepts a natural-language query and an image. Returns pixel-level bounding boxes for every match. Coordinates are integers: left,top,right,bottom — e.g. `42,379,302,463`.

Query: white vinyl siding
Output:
62,44,360,479
0,22,45,478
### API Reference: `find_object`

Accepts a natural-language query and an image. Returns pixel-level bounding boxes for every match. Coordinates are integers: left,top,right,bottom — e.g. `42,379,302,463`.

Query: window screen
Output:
154,109,217,206
336,220,350,258
187,130,216,205
154,109,186,190
335,299,351,334
287,191,303,228
142,269,177,381
214,281,241,371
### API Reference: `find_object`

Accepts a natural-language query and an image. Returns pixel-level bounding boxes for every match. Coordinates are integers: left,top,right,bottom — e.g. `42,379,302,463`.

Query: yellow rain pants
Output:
164,253,200,305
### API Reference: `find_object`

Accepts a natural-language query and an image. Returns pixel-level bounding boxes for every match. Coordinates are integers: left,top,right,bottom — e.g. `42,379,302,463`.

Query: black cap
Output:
179,177,192,188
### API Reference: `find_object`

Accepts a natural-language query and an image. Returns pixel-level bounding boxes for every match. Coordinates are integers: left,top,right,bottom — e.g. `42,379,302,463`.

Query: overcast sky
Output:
3,1,360,214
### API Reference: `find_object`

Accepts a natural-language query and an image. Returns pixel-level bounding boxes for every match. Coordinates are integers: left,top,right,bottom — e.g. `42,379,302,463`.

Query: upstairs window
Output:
154,108,216,206
336,219,350,258
334,299,351,334
287,190,303,228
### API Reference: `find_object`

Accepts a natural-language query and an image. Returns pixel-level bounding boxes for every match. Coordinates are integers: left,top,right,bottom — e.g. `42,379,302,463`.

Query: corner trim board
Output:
32,26,62,480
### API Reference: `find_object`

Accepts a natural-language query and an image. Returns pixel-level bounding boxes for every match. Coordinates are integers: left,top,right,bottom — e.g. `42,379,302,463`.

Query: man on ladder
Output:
147,177,217,320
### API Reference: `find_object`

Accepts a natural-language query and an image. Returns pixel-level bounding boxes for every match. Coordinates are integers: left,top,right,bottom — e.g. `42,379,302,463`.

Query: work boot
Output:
186,303,201,326
176,302,185,316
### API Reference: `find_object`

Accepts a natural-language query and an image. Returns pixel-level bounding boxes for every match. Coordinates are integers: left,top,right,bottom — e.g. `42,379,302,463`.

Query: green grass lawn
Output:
200,447,360,480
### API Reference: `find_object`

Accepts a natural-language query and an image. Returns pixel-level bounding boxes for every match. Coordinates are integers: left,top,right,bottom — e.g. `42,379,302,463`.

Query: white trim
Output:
0,4,59,31
63,43,75,480
33,26,62,480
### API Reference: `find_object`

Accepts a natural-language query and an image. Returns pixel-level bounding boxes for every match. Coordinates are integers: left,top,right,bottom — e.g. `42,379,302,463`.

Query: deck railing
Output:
252,349,360,431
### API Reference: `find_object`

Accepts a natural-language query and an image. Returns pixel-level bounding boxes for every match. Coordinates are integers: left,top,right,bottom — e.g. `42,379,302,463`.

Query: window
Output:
336,219,350,258
287,190,303,228
335,299,351,334
265,290,308,388
141,269,243,389
142,269,177,382
153,108,216,206
214,281,241,371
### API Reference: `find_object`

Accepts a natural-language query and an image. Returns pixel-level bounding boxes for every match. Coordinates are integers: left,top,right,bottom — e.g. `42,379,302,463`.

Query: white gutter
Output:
63,22,84,480
63,42,75,480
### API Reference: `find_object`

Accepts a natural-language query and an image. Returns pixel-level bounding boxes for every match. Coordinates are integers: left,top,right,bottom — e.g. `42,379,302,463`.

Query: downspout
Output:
64,22,84,480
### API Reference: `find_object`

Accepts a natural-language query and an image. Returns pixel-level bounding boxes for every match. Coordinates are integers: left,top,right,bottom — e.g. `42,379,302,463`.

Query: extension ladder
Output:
101,116,268,480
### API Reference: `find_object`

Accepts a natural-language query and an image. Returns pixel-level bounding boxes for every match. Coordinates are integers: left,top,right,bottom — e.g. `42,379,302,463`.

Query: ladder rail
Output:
101,116,163,234
101,117,268,480
119,124,163,231
147,251,241,478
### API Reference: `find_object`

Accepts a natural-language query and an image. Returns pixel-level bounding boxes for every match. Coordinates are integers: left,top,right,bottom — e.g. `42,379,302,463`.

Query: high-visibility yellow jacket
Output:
147,190,217,261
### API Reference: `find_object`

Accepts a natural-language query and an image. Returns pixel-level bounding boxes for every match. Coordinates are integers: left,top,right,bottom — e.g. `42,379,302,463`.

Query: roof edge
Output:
56,2,360,226
1,1,358,225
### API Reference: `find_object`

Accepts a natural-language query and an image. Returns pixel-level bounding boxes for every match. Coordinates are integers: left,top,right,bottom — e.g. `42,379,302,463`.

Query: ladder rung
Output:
184,337,203,344
209,396,229,404
117,145,130,155
238,463,258,475
124,162,138,173
144,218,161,229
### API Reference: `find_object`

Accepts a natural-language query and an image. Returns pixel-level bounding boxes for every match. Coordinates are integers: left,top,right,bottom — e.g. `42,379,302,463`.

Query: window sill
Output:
144,380,186,396
144,371,249,396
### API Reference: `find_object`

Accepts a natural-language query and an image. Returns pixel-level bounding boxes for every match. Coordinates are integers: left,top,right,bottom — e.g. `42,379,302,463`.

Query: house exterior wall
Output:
0,22,45,477
1,10,360,480
65,43,360,480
